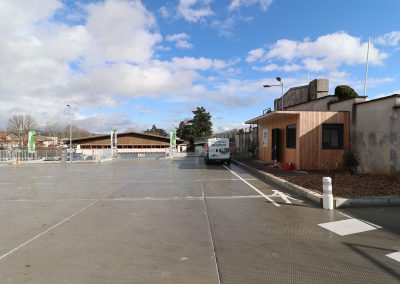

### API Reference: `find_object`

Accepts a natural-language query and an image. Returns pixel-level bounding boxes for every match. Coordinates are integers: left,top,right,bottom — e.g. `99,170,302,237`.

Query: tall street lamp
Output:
263,77,284,110
66,104,72,163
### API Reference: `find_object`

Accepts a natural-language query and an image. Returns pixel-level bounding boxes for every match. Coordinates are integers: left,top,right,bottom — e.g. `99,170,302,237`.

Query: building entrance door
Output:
271,128,280,161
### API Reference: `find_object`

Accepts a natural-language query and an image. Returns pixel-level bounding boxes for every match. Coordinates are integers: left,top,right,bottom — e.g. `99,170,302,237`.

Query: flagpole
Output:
363,36,370,97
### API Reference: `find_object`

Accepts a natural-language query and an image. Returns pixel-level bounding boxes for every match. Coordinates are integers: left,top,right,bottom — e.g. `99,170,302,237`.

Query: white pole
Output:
363,36,370,97
323,177,334,209
67,105,72,163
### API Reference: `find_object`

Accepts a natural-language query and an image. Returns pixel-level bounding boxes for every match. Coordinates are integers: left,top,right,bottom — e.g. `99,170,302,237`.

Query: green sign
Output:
170,130,176,147
28,130,37,153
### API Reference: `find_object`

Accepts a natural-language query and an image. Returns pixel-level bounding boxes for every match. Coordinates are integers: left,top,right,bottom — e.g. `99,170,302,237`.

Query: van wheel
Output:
226,160,231,165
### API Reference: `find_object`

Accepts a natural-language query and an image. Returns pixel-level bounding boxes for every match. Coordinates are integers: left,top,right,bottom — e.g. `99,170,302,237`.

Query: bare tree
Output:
7,114,38,148
43,121,64,138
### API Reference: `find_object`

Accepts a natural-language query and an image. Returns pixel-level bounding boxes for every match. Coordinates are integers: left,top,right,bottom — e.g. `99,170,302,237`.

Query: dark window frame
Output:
322,124,344,149
286,124,296,149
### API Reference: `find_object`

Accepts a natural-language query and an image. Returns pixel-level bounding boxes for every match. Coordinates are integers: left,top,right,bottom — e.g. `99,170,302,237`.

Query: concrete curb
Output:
232,159,400,208
335,196,400,208
232,159,322,206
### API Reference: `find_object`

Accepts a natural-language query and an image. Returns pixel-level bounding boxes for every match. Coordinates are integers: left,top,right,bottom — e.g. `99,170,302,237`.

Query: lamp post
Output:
263,77,284,110
66,104,72,163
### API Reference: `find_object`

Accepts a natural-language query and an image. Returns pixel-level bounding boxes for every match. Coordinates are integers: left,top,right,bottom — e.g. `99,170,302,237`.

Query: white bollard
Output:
323,177,334,210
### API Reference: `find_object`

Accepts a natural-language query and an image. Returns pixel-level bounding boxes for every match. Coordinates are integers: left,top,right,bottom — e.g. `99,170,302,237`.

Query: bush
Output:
248,142,258,158
334,85,359,100
345,151,360,174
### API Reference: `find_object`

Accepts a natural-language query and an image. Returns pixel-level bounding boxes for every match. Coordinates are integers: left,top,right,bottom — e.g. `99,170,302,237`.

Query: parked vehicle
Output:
204,138,231,165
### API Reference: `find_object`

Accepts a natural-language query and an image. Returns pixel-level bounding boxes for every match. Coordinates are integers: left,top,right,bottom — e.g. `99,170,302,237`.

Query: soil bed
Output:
235,157,400,198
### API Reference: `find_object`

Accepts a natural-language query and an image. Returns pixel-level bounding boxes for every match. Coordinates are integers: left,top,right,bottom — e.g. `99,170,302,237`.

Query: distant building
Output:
68,131,184,155
246,79,400,174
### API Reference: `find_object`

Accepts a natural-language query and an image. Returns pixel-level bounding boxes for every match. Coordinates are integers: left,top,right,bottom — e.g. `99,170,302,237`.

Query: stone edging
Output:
232,159,400,208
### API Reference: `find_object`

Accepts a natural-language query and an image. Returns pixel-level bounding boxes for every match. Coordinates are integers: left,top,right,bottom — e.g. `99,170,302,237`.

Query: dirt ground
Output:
235,158,400,198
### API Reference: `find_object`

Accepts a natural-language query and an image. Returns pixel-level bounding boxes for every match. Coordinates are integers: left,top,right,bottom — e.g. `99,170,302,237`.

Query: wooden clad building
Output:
71,131,183,151
246,111,350,170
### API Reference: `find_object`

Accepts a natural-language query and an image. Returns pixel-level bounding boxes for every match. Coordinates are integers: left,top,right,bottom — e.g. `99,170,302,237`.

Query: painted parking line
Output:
0,200,98,261
318,218,379,236
222,165,280,207
386,252,400,263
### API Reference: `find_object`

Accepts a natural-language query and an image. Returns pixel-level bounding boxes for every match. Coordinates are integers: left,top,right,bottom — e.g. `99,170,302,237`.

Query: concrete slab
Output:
108,180,203,199
0,200,219,284
0,157,399,283
206,198,400,283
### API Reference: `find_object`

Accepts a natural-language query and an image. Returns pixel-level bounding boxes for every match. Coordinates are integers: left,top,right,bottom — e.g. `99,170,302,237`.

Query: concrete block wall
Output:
353,95,400,175
274,79,329,110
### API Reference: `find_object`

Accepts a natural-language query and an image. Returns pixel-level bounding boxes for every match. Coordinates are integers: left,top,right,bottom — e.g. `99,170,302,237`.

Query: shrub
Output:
248,142,258,158
345,151,360,174
334,85,359,100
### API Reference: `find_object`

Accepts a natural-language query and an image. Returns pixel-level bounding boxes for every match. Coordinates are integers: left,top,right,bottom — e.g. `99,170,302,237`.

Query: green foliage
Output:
192,107,213,141
176,120,194,149
144,124,168,137
248,142,258,158
345,150,360,174
334,85,359,100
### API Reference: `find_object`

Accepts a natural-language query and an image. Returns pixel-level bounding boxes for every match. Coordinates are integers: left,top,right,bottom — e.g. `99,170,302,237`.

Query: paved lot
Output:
0,157,399,283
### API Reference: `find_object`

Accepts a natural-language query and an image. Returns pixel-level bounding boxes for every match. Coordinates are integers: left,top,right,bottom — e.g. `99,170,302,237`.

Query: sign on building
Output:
263,129,268,148
111,129,117,149
28,130,37,153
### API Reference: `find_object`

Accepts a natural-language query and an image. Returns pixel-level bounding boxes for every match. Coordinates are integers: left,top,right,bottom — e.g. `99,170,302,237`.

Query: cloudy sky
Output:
1,0,399,134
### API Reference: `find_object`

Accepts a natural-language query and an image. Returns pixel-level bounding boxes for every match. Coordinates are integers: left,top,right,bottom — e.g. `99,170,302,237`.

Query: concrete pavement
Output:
0,157,398,283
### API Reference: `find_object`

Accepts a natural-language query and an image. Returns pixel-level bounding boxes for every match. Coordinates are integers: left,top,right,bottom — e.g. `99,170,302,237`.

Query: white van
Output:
204,138,231,165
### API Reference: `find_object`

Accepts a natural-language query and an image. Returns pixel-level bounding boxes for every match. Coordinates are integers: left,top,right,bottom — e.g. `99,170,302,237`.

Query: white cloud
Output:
375,31,400,47
256,63,301,72
246,48,265,62
228,0,273,11
263,32,388,72
166,33,193,49
158,6,170,18
213,122,246,133
84,0,161,64
177,0,214,22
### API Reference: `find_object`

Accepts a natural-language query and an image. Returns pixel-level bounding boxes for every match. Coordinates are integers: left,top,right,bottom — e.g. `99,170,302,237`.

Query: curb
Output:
232,159,322,206
232,159,400,208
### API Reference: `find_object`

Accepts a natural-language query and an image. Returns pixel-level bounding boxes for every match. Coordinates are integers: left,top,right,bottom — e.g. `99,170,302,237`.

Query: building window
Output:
322,124,344,149
286,124,296,149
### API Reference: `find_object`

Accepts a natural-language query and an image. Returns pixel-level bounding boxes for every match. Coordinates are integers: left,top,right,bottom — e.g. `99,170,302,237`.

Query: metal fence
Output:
0,148,115,162
214,127,258,158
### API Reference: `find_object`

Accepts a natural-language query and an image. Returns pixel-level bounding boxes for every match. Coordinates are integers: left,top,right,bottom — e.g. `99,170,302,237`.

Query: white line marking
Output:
337,211,354,219
386,252,400,263
222,165,280,207
206,195,263,199
318,218,378,236
205,178,258,181
337,211,382,229
0,200,98,261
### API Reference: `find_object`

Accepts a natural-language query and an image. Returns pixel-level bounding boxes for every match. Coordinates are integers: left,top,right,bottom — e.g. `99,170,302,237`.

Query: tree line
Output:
4,106,213,149
5,114,91,148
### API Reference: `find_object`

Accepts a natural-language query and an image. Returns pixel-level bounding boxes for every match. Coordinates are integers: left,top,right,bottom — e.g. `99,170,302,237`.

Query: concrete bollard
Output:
323,177,334,210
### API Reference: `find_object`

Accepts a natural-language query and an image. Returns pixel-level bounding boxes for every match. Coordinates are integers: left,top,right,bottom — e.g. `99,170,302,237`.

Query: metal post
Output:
67,104,72,163
323,177,333,209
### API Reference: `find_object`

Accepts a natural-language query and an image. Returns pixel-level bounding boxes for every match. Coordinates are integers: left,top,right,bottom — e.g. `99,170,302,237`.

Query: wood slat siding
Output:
258,114,299,166
257,111,350,170
79,135,169,146
298,112,349,170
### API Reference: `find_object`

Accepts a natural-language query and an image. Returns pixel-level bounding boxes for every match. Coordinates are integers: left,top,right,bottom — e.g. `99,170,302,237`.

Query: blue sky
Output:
1,0,399,134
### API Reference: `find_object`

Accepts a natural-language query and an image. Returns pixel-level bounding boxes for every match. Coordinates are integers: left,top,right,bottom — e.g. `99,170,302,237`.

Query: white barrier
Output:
323,177,333,209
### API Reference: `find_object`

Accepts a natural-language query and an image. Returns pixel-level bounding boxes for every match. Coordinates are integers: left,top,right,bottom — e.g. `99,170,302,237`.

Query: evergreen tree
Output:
334,85,359,100
192,107,212,141
144,124,168,137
